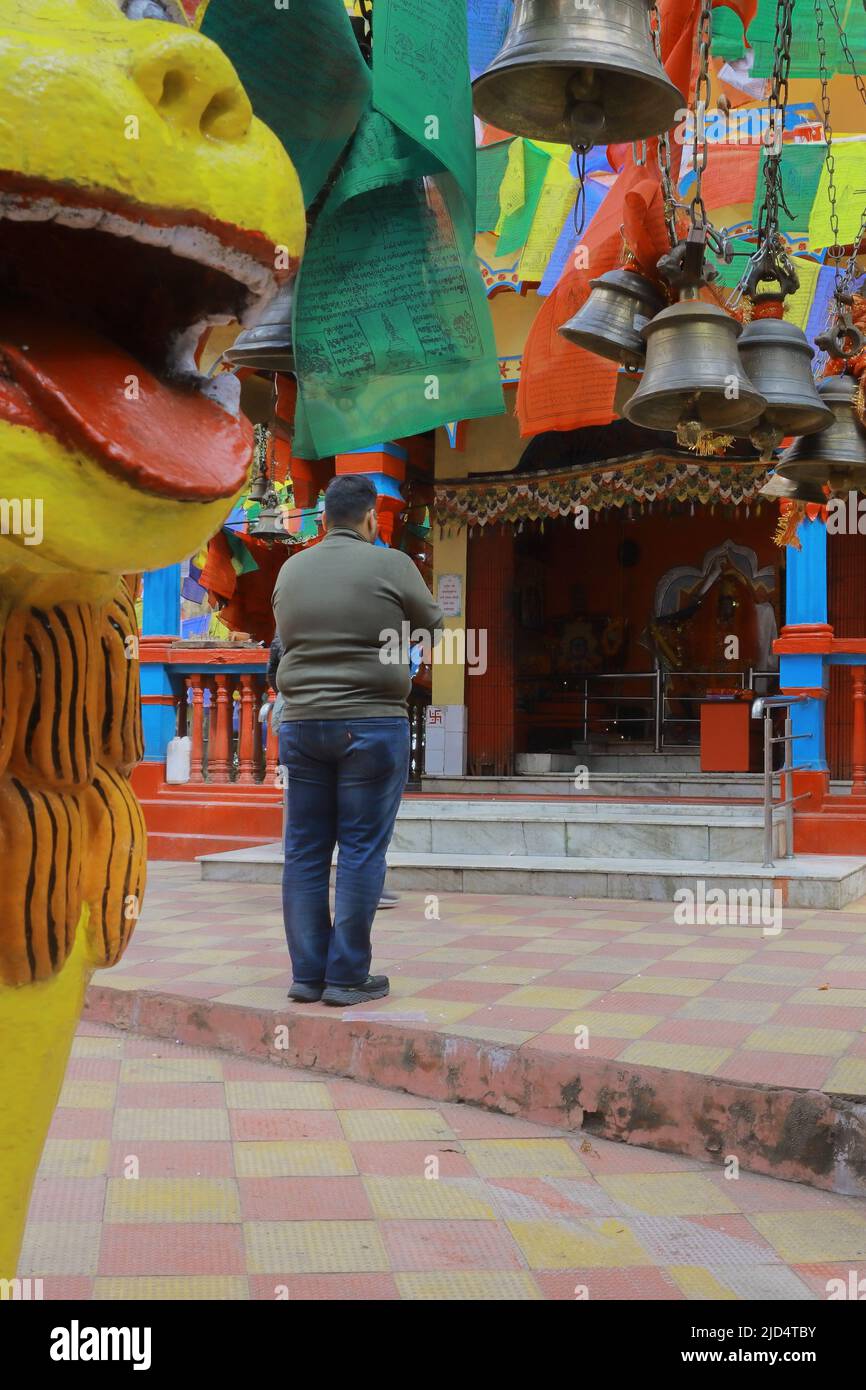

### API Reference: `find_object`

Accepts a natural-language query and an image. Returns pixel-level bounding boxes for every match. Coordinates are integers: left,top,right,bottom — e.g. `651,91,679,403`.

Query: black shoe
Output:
322,975,390,1007
288,982,324,1003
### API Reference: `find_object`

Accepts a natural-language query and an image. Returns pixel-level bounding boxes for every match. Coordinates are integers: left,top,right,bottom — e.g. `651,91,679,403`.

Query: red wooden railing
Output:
178,671,278,785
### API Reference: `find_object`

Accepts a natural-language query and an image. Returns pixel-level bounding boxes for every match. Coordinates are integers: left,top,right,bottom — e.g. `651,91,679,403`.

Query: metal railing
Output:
751,694,812,868
575,668,780,751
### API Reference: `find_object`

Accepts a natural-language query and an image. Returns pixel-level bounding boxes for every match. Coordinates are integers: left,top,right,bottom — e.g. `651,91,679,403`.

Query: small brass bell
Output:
472,0,684,147
738,315,834,438
777,374,866,496
224,281,295,374
758,471,827,504
623,295,768,433
558,269,666,368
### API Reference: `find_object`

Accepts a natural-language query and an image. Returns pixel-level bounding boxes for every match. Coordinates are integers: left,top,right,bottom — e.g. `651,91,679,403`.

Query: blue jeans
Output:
279,717,409,987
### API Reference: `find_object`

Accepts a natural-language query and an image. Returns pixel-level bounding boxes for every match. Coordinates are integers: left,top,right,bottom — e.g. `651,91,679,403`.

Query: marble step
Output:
393,800,782,863
198,842,866,910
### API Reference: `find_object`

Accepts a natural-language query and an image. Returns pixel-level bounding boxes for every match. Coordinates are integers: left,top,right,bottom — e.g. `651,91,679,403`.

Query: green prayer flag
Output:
199,0,371,207
752,143,828,236
372,0,477,211
476,140,514,232
292,166,504,459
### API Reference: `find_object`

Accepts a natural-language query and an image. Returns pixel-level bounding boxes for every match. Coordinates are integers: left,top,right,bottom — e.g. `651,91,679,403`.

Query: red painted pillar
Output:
237,675,256,784
188,675,205,784
851,666,866,798
209,675,231,784
265,687,280,784
466,526,514,775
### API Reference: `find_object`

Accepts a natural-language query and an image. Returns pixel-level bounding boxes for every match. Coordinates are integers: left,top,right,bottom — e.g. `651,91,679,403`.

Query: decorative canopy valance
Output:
433,454,774,531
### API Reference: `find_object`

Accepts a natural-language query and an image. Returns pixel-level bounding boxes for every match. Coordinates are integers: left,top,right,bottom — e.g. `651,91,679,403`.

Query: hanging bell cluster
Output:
557,269,666,369
622,292,767,438
223,281,296,375
777,374,866,496
472,0,684,148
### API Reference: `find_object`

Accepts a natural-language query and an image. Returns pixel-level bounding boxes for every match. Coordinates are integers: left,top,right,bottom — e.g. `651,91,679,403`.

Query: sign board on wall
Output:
437,573,463,617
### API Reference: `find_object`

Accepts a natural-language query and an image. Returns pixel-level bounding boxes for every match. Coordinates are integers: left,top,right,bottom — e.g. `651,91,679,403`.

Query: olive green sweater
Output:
272,528,444,721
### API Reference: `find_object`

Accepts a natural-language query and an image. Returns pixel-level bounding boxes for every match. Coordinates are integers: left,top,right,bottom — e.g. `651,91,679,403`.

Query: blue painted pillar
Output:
778,516,828,772
140,564,182,762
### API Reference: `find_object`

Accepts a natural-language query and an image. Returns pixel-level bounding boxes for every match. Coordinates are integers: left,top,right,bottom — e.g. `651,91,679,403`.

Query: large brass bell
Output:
223,281,296,374
777,374,866,495
623,295,768,433
472,0,684,147
738,315,833,438
558,269,666,368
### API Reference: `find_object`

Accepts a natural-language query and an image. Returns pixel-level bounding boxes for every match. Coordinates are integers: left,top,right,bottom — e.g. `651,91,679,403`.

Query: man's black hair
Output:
324,474,378,528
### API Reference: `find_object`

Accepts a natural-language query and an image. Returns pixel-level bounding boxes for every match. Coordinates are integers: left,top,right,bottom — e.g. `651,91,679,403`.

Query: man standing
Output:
272,475,443,1006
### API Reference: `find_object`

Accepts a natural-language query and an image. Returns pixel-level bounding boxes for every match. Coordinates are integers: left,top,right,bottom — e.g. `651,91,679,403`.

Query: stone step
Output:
199,843,866,909
393,799,782,862
422,773,766,798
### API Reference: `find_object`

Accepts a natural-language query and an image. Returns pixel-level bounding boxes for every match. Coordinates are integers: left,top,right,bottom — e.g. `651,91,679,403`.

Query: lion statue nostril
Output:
200,86,251,141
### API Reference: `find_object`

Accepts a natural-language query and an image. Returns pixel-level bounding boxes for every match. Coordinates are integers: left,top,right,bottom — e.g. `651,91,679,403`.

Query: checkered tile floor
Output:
20,1021,866,1299
106,864,866,1095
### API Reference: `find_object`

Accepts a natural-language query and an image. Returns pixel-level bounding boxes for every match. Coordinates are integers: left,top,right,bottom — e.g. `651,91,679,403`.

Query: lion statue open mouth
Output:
0,0,304,1276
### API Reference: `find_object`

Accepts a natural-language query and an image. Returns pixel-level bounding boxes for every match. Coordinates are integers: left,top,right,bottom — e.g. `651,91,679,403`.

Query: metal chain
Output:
649,0,679,247
690,0,714,228
754,0,794,249
826,0,866,108
815,0,845,294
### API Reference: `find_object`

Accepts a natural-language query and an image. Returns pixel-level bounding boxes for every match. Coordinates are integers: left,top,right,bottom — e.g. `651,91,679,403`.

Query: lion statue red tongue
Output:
0,316,252,502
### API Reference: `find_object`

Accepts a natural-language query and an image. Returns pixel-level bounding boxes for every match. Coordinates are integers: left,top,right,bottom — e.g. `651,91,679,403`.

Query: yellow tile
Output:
167,950,256,965
386,976,440,997
668,947,755,965
70,1038,123,1058
618,1041,733,1073
598,1173,740,1216
751,1211,866,1263
58,1080,117,1109
339,1110,455,1142
507,1217,653,1269
614,975,713,997
547,1009,661,1039
743,1026,853,1056
105,1178,241,1223
39,1140,109,1178
497,986,602,1009
515,939,603,955
114,1108,230,1141
189,965,286,984
396,1272,542,1300
791,988,866,1008
93,1277,249,1300
234,1141,356,1177
825,955,866,969
244,1221,389,1273
463,1139,588,1178
456,966,546,984
99,975,162,991
211,987,289,1008
363,1176,495,1220
667,1265,738,1300
823,1057,866,1093
225,1082,333,1111
17,1222,102,1276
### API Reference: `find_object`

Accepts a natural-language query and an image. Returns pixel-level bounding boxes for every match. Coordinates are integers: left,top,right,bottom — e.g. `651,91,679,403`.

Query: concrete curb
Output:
84,983,866,1197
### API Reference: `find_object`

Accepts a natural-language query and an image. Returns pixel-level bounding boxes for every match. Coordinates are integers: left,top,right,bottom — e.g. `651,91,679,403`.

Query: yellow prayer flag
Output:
495,138,526,234
807,140,866,250
518,161,578,282
783,257,821,330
